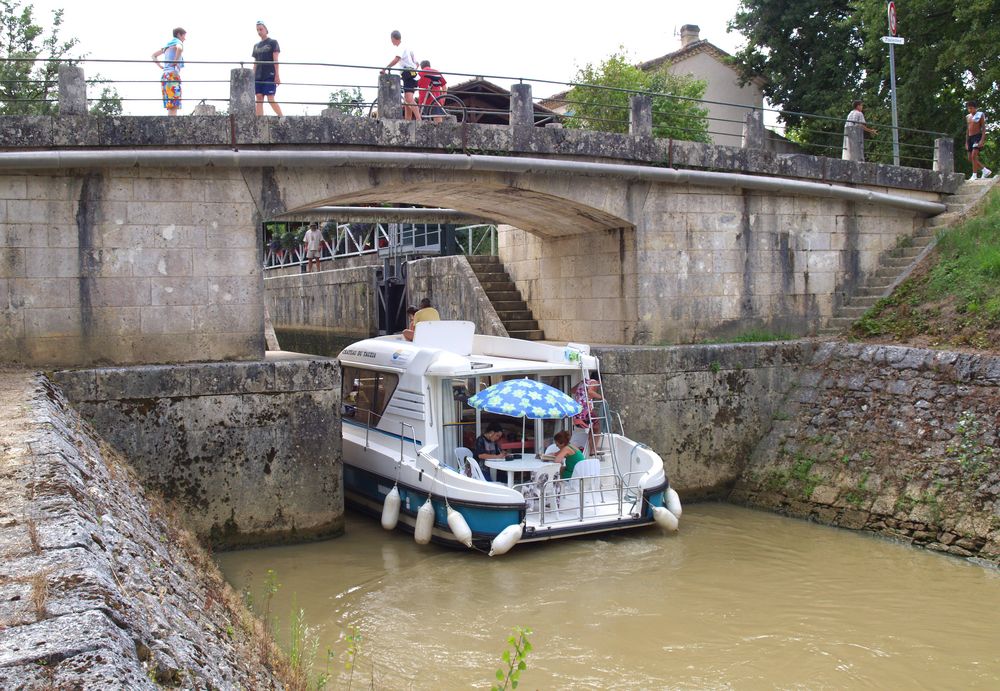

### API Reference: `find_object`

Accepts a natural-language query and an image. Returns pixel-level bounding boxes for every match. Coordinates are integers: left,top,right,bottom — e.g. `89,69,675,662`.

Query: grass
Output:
701,328,794,345
852,189,1000,350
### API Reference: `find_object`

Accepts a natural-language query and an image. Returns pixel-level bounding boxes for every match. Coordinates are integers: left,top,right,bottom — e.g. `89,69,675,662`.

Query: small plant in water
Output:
343,625,362,690
492,626,533,691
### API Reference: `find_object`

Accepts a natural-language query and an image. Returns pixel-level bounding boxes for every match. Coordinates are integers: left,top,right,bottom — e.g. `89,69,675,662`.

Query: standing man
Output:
152,27,186,116
302,222,322,273
252,21,282,116
966,100,991,180
842,100,877,162
417,60,448,123
381,30,421,121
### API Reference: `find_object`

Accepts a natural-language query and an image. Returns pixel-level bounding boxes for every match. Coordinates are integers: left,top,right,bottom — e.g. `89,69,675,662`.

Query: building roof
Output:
448,78,559,126
538,39,765,110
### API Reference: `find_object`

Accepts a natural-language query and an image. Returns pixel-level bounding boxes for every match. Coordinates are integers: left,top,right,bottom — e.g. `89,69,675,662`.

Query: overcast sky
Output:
28,0,747,115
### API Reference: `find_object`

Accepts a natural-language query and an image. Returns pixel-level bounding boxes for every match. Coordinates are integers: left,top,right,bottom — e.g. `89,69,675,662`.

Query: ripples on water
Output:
215,503,1000,689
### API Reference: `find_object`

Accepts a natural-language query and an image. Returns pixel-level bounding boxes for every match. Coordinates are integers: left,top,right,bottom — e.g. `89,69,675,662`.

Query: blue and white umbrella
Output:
468,379,581,419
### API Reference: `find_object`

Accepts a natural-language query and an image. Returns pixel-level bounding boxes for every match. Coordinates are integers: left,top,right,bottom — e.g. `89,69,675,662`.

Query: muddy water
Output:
215,504,1000,689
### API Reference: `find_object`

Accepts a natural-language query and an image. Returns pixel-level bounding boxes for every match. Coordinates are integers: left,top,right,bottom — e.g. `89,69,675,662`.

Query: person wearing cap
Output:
302,222,323,273
381,30,421,121
252,21,282,116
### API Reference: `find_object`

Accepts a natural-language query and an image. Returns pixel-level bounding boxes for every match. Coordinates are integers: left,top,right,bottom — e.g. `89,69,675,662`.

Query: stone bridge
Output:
0,68,963,365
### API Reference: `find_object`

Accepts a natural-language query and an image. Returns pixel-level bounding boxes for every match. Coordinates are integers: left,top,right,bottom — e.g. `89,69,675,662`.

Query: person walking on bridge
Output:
842,101,877,162
252,21,283,116
152,27,186,116
418,60,448,123
381,30,421,121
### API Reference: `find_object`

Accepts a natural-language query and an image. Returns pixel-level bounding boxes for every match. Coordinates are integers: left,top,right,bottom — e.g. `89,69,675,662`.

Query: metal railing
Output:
0,56,952,169
514,472,641,525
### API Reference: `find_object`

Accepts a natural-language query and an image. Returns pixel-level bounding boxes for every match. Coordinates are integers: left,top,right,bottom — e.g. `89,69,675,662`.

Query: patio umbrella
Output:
467,379,582,456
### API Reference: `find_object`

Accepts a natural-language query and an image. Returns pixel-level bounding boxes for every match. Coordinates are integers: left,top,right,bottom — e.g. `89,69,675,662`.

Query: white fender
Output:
488,523,523,557
381,486,401,530
665,487,683,518
653,506,679,532
414,497,435,545
446,506,473,548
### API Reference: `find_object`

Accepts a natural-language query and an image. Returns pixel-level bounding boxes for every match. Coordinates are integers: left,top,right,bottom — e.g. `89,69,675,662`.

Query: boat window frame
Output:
341,365,400,429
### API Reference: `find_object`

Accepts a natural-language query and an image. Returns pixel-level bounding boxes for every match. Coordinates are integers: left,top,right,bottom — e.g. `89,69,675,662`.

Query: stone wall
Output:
500,187,928,344
407,255,508,337
731,343,1000,564
594,341,809,498
52,356,343,548
0,371,282,687
0,168,264,366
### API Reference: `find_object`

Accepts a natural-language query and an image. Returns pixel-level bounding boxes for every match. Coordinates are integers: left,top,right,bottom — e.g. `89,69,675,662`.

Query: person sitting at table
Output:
474,423,506,481
551,429,586,479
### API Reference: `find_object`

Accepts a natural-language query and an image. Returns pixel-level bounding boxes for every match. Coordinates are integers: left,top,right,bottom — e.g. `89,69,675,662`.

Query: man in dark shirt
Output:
474,423,506,482
252,21,282,116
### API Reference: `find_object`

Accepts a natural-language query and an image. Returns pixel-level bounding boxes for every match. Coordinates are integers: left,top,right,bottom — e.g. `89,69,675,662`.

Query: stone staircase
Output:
819,178,997,335
466,255,545,340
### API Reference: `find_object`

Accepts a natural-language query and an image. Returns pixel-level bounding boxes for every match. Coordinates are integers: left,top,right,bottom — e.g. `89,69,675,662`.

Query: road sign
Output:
888,1,898,36
881,36,905,45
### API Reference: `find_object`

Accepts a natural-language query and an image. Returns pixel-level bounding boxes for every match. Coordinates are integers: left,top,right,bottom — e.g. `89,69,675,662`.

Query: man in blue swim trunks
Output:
252,21,282,116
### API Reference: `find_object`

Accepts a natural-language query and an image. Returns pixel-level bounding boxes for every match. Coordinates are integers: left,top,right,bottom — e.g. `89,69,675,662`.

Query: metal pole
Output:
889,43,900,166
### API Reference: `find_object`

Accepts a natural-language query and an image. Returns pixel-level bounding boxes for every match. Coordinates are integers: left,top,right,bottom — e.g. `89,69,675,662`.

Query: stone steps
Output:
820,177,997,335
466,255,545,341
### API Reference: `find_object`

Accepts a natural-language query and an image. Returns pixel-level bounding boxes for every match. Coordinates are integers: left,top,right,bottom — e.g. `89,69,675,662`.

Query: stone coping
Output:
0,114,962,194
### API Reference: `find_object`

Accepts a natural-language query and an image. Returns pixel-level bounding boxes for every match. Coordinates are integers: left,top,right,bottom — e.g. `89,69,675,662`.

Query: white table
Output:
484,458,561,488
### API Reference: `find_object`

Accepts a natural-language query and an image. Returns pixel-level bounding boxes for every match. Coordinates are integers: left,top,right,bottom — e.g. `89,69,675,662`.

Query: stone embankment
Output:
0,371,283,688
732,343,1000,564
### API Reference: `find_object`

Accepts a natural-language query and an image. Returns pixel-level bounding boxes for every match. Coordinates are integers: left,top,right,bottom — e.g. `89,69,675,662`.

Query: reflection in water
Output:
215,504,1000,689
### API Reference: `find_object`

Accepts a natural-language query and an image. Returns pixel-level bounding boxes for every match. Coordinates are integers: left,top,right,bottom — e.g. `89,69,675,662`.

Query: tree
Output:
327,87,365,117
563,50,710,143
0,0,121,116
729,0,1000,169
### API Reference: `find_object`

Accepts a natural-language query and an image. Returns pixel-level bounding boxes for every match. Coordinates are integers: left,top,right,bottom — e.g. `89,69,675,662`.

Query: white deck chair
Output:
459,456,487,482
453,447,474,473
559,458,601,518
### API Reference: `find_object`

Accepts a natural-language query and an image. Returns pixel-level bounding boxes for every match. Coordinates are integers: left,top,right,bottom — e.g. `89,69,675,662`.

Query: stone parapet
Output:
0,114,963,195
732,342,1000,565
51,355,343,548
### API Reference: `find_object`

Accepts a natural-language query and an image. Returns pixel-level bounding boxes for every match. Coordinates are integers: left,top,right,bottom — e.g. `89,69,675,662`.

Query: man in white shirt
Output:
381,30,421,121
302,222,323,273
842,101,877,162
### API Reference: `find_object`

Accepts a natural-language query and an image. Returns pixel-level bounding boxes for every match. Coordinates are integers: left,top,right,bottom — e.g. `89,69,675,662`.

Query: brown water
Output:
215,504,1000,689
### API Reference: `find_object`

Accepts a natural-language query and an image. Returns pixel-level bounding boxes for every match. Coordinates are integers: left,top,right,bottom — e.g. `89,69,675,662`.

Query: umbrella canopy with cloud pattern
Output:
467,379,581,419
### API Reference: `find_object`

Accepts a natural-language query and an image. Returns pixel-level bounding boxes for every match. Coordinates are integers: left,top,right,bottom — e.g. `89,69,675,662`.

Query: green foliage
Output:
327,87,365,117
564,49,710,142
730,0,1000,169
491,626,532,691
0,0,121,116
852,190,1000,347
703,329,795,344
342,625,361,689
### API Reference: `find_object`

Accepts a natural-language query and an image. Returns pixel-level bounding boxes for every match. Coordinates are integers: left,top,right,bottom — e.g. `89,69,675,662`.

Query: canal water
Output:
215,503,1000,689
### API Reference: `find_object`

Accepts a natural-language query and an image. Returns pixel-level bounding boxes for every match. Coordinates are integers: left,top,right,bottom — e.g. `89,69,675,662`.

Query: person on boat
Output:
551,429,586,479
474,423,506,481
403,298,440,341
571,378,602,454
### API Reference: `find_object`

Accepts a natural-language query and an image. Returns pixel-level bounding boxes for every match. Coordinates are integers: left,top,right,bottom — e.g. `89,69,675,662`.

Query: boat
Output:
336,321,681,555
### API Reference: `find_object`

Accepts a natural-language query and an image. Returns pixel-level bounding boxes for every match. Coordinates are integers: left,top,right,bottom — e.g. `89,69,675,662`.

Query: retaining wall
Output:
731,343,1000,564
0,371,281,687
407,255,508,337
52,356,343,548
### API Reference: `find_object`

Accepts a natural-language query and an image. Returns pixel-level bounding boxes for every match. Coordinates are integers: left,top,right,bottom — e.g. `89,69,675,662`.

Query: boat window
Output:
443,378,478,453
342,366,399,427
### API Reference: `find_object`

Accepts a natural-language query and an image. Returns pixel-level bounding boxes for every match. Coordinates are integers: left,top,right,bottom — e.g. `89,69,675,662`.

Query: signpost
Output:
883,2,902,166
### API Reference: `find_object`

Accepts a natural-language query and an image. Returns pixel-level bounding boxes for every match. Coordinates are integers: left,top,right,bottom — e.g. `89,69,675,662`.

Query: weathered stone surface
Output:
733,343,1000,565
407,255,508,337
51,356,343,547
0,371,283,687
265,263,379,342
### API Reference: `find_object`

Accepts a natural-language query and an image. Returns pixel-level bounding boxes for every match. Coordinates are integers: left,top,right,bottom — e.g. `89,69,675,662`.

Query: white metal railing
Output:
514,472,643,525
263,222,499,270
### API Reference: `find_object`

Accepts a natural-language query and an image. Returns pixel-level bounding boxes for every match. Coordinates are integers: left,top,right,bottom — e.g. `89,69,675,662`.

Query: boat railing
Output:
398,421,419,463
513,473,634,525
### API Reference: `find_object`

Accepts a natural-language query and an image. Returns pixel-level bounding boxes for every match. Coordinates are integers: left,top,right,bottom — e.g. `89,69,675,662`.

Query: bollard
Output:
844,124,864,162
192,102,218,116
229,68,255,116
57,64,87,115
378,73,403,119
741,109,765,149
510,83,534,128
629,95,652,137
933,137,954,175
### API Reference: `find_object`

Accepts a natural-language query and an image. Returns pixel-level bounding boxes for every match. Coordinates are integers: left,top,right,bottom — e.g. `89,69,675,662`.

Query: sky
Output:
25,0,748,115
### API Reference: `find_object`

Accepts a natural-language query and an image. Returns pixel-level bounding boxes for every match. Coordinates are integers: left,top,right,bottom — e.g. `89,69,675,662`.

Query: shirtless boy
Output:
966,100,991,180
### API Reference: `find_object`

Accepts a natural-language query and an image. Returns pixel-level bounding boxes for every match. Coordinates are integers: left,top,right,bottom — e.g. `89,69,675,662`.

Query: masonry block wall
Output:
0,168,264,366
500,184,933,345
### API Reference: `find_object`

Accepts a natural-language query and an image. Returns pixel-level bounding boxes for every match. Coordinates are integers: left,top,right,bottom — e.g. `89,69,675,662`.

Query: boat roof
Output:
337,321,599,376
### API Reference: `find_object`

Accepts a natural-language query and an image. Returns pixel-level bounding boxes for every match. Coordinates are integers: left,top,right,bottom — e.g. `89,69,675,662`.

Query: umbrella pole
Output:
521,416,526,457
